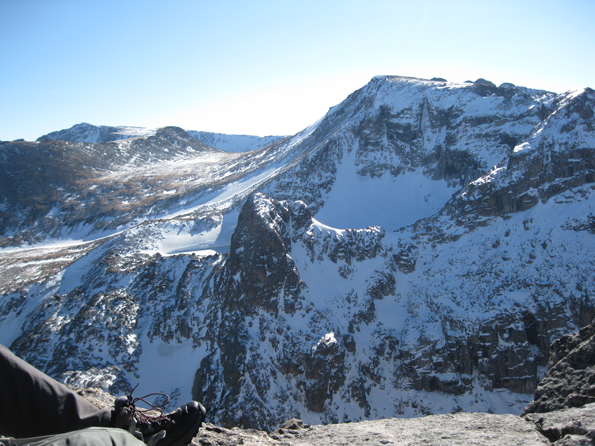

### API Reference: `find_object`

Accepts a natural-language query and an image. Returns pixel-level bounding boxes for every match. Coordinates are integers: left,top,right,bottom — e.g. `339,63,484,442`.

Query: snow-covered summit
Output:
37,122,157,143
38,123,287,153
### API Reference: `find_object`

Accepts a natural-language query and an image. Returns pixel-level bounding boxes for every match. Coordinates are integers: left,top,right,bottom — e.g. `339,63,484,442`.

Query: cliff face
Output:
189,186,595,429
1,76,595,431
192,193,395,428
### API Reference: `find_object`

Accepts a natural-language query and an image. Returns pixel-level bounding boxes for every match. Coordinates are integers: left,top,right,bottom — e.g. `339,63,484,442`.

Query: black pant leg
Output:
0,344,113,438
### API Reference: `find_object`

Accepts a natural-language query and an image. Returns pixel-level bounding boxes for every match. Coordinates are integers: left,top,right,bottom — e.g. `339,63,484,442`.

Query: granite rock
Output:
523,319,595,415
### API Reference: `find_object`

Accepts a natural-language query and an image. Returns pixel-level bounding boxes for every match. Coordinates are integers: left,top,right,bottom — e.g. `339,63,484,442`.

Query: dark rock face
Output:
409,310,554,397
393,242,418,273
302,334,346,413
524,404,595,445
192,193,396,429
223,194,306,316
523,318,595,415
187,186,595,430
522,316,595,443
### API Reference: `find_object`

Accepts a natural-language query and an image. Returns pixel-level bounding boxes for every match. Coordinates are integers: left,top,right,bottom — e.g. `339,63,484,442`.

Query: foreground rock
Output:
525,405,595,445
269,414,548,446
523,318,595,415
194,409,595,446
195,407,595,446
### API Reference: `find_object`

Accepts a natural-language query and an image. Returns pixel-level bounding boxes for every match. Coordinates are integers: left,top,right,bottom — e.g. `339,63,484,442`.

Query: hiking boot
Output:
135,401,206,446
112,388,206,446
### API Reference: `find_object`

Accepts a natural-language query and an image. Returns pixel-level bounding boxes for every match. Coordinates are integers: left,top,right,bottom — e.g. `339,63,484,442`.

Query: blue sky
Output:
1,0,594,141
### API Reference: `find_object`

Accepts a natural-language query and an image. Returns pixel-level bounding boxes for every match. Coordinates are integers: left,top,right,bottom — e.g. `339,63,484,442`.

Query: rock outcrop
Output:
192,193,396,429
195,412,553,445
523,318,595,415
525,405,595,445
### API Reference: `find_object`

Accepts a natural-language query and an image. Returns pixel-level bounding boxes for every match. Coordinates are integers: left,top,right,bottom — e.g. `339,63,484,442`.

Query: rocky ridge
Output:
185,131,287,153
524,318,595,416
0,126,297,247
37,122,287,153
37,123,157,143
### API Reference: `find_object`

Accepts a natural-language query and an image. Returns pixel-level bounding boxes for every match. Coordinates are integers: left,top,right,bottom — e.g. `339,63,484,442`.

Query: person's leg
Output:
0,344,112,438
1,427,147,446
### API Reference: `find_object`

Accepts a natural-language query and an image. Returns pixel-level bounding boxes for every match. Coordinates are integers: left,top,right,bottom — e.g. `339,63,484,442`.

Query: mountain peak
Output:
37,122,156,143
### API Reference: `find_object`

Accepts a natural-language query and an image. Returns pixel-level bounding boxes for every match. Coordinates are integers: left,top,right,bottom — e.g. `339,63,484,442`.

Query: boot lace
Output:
126,384,173,427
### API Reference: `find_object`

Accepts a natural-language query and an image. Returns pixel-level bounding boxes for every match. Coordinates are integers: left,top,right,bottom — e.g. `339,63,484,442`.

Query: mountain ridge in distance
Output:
36,121,288,153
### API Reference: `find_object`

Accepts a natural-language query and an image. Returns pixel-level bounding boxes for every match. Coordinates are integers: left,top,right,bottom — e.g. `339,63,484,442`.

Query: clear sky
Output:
1,0,594,142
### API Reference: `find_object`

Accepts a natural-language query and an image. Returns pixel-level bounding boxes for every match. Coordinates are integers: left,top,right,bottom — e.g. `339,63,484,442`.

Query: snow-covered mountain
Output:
1,75,594,431
37,123,287,153
37,123,157,143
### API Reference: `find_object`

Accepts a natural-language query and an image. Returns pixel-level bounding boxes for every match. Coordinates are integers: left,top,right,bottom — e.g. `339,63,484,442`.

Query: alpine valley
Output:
1,75,594,431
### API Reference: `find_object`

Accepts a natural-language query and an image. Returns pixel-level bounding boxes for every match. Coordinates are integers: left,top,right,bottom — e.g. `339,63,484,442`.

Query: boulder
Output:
523,318,595,415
